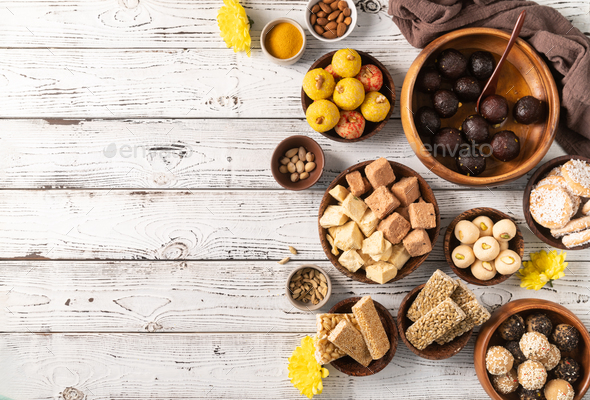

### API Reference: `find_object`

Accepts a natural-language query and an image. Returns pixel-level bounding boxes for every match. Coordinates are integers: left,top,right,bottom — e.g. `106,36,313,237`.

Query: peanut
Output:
287,162,296,173
305,162,316,172
280,157,290,165
298,147,307,161
285,148,298,158
306,152,315,162
279,165,288,174
291,172,300,183
299,172,309,180
296,160,305,173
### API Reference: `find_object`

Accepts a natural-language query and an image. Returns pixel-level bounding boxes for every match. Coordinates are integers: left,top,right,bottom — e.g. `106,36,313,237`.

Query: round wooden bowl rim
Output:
396,284,473,360
318,160,441,284
270,135,325,191
400,27,560,187
444,207,525,286
474,299,590,400
523,155,590,250
301,50,395,143
328,297,398,376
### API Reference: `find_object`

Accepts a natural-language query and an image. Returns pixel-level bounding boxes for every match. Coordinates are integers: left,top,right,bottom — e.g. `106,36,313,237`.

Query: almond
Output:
322,30,337,39
343,8,351,17
317,11,327,18
310,14,317,25
344,16,352,25
337,13,344,23
317,17,328,26
338,0,348,10
330,1,339,10
319,2,331,13
314,24,325,35
325,21,337,31
336,23,347,37
311,4,320,13
323,0,337,3
328,10,341,21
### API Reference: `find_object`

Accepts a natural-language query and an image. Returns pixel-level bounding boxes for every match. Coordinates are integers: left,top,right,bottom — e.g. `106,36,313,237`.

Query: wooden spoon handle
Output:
476,10,527,112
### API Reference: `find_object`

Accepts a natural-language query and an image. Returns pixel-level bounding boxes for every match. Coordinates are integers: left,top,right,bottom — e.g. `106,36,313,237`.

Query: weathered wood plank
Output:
0,189,588,261
0,118,567,190
0,0,586,48
0,332,500,400
1,260,589,333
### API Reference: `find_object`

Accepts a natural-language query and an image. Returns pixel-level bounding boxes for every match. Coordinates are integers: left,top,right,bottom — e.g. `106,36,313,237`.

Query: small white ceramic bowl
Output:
286,264,332,311
260,18,307,65
305,0,357,42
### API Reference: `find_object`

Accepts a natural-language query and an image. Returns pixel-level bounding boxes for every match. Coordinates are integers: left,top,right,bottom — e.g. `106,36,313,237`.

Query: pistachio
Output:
482,261,493,271
501,256,515,264
480,222,488,230
500,233,511,239
455,253,465,260
482,243,491,250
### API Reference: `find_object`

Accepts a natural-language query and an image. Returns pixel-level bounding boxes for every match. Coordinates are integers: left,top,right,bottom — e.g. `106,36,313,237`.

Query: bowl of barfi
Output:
400,28,559,187
318,158,440,284
523,155,590,250
397,269,490,360
313,295,396,376
474,299,590,400
445,208,524,286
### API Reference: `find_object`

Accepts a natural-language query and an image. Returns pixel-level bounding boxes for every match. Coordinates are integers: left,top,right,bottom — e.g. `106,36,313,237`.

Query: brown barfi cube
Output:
365,186,400,219
345,171,370,197
408,202,436,229
391,176,421,207
403,229,432,257
377,212,411,244
365,158,395,189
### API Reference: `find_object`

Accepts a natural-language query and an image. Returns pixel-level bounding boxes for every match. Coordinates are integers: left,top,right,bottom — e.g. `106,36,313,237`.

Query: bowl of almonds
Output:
271,135,325,190
286,264,332,311
305,0,357,42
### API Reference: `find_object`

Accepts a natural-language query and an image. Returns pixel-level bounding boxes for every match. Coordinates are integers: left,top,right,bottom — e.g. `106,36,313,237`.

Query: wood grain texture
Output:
1,189,589,261
0,332,498,400
0,0,583,49
0,118,568,190
1,260,589,334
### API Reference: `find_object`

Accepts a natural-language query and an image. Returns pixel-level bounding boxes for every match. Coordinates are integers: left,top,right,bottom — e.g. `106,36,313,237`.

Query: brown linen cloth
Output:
388,0,590,157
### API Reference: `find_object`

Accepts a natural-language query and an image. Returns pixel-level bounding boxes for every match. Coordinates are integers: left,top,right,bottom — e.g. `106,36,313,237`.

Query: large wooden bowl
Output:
301,50,395,143
401,28,559,187
523,155,590,250
474,299,590,400
328,297,397,376
318,160,440,284
444,208,524,286
397,284,473,360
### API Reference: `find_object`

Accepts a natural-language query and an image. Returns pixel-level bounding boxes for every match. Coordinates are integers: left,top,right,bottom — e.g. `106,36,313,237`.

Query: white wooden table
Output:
0,1,589,399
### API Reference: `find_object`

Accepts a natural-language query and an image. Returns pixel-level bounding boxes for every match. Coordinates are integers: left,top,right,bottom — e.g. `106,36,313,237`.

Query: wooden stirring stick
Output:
476,10,527,113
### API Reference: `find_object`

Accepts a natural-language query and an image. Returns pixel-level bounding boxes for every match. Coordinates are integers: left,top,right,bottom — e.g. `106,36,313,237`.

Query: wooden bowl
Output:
328,297,397,376
318,160,440,284
270,135,324,190
474,299,590,400
301,50,395,143
444,208,524,286
397,284,472,360
523,155,590,250
401,28,559,187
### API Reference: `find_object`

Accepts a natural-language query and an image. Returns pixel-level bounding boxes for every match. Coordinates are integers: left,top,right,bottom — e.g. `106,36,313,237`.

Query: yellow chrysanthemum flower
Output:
217,0,252,56
288,336,329,399
518,250,567,290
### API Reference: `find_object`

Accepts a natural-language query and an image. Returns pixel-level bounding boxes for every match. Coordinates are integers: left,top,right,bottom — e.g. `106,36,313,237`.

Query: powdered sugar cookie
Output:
529,184,574,229
536,175,580,215
582,199,590,216
562,159,590,197
562,228,590,248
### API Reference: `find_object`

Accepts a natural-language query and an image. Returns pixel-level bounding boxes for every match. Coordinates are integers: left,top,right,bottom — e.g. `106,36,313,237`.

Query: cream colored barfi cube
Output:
338,249,365,272
358,208,379,237
371,239,392,262
365,261,398,284
388,243,411,269
361,231,385,255
341,193,368,223
334,221,363,251
329,185,350,203
320,205,349,229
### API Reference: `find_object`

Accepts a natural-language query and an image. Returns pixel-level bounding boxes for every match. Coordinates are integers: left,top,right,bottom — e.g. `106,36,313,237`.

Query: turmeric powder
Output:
264,22,303,60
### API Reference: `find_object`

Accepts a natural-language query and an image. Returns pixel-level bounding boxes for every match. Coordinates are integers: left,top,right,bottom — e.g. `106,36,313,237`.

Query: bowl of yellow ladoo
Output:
261,18,307,65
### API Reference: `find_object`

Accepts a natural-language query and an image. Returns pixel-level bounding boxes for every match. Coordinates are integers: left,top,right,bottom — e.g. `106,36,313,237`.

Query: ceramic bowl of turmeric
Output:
261,18,307,66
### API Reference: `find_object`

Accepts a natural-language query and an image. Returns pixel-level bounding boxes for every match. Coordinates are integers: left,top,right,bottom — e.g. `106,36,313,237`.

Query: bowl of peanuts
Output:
271,135,325,190
286,264,332,311
305,0,357,42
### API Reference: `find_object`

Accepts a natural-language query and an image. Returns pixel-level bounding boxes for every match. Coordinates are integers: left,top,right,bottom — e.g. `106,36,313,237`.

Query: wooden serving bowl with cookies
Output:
328,297,397,376
444,208,524,286
397,283,473,360
318,159,440,284
401,28,559,187
301,50,395,143
474,299,590,400
523,155,590,250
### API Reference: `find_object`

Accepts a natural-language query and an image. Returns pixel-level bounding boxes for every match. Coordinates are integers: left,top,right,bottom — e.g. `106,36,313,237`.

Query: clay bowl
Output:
474,299,590,400
285,264,332,311
401,27,559,187
301,50,395,143
523,155,590,250
271,135,325,190
444,208,524,286
397,284,472,360
328,297,397,376
318,160,440,284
